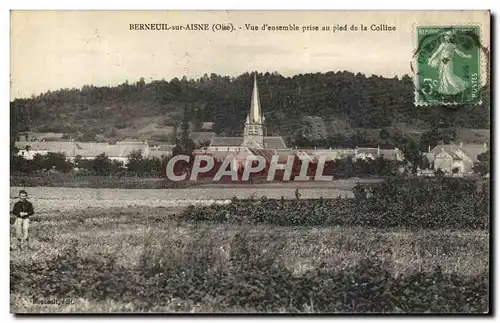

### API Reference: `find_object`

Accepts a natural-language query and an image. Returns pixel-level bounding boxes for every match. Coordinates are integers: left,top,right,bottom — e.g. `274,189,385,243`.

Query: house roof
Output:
310,149,356,159
356,148,379,155
16,141,72,150
75,142,142,158
461,144,488,162
431,144,488,163
75,142,148,158
430,144,459,155
117,138,143,144
201,122,214,130
15,141,76,156
16,140,150,159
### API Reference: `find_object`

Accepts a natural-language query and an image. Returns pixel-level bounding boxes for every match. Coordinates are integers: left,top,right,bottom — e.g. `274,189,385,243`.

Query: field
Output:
10,178,490,313
9,184,358,213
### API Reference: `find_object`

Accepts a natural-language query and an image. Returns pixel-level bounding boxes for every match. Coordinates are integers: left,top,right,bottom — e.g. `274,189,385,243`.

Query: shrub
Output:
10,234,488,313
180,177,489,230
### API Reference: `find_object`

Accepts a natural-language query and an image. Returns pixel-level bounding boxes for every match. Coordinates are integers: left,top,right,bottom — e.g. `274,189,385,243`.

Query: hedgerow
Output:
180,177,489,229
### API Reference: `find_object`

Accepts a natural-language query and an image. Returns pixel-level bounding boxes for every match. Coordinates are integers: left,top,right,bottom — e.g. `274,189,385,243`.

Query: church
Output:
203,73,287,154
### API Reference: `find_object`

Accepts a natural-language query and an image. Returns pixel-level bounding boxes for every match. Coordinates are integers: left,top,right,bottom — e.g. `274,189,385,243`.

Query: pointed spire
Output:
249,72,262,124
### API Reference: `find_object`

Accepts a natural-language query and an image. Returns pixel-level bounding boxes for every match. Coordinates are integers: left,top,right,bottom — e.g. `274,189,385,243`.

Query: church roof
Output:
263,137,287,149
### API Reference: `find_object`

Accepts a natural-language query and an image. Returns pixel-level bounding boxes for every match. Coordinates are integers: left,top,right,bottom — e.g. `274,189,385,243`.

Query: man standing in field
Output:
11,190,35,250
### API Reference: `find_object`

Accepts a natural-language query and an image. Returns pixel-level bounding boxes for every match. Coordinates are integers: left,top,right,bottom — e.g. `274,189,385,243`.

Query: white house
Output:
430,142,488,174
15,141,150,164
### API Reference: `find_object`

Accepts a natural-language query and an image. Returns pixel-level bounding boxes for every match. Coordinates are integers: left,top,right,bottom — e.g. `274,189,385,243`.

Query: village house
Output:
73,142,149,164
353,147,404,162
15,140,151,164
428,142,488,174
14,141,77,160
303,147,403,162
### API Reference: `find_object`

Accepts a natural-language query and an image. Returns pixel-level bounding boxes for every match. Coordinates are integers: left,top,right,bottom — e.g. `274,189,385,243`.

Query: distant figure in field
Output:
11,190,35,250
295,188,301,200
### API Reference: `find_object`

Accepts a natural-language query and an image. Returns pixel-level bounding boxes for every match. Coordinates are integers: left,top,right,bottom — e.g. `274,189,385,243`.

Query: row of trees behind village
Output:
10,143,490,179
10,110,490,178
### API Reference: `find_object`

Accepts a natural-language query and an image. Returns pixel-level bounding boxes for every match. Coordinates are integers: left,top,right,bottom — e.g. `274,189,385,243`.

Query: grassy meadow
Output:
10,205,489,313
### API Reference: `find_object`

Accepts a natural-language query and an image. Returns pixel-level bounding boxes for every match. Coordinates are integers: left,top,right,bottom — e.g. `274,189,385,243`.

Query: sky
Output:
10,10,490,99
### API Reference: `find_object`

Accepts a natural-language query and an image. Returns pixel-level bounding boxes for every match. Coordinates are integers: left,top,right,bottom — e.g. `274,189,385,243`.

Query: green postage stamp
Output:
414,25,482,106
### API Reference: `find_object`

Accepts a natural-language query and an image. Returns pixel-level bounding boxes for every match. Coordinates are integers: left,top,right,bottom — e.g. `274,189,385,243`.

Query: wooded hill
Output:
10,71,490,143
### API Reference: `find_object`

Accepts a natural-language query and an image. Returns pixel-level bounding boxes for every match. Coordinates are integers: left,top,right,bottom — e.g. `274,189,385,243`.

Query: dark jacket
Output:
12,200,35,219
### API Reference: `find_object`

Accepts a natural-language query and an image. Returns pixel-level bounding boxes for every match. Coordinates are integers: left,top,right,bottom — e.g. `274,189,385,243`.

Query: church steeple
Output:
243,72,265,148
249,73,263,124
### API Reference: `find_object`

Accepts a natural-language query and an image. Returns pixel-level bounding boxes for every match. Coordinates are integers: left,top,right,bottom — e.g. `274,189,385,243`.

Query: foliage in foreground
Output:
11,233,488,313
180,177,489,230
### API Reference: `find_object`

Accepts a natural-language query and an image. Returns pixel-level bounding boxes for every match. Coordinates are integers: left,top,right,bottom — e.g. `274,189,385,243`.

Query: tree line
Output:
10,148,489,179
10,149,167,177
10,71,489,143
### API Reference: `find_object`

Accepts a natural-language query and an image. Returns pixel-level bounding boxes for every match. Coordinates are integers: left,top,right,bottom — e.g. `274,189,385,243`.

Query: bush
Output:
180,177,489,230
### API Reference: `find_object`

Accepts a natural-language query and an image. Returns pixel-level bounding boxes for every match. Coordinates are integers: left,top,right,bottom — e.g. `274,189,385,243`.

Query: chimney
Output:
484,142,487,149
377,145,380,155
428,145,430,153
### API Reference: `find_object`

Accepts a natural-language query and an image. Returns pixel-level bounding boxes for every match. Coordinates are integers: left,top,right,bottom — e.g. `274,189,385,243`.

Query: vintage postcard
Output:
10,10,490,314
